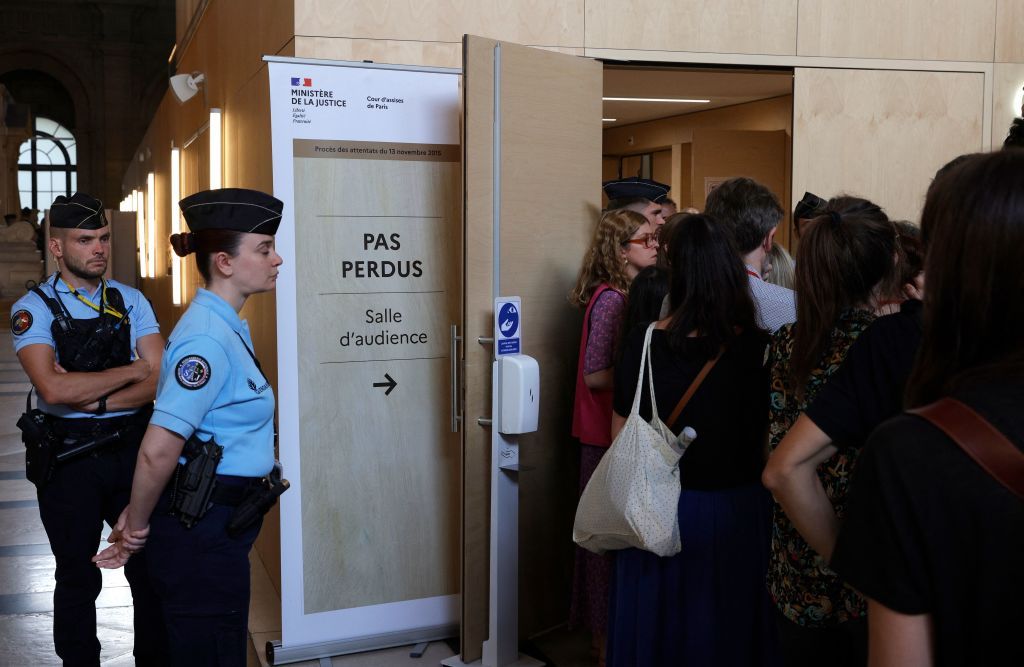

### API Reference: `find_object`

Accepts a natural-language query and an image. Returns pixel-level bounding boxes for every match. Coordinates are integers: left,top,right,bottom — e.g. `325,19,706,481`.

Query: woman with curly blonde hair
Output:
569,208,658,660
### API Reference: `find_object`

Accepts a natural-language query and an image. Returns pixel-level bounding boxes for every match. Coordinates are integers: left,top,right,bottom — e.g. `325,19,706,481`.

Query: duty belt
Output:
46,405,153,460
47,405,152,437
209,475,264,506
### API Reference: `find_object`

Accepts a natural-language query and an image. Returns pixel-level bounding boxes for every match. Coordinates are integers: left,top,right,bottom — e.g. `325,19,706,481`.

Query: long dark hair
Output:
664,214,760,358
789,196,897,396
618,265,670,359
906,150,1024,406
169,229,246,283
892,221,923,291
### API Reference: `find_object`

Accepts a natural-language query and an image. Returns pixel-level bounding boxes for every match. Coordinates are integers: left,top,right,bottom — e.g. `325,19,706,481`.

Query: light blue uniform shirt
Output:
150,288,275,477
9,273,160,419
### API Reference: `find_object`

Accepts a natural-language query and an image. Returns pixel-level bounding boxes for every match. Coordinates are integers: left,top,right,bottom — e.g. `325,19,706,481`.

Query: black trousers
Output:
36,427,168,667
146,487,263,667
775,608,868,667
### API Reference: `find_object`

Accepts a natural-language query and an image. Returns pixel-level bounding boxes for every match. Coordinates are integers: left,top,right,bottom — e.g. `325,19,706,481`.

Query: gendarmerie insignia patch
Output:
175,355,211,390
11,310,32,336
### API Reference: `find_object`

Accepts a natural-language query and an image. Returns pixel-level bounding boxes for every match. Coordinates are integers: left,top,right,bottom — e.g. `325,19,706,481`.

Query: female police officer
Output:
94,188,284,666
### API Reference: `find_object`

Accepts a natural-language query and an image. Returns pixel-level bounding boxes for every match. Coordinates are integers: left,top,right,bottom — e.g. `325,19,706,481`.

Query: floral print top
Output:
767,308,876,627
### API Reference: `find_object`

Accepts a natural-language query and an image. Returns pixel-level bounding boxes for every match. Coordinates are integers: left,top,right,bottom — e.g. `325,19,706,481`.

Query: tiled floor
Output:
0,324,593,667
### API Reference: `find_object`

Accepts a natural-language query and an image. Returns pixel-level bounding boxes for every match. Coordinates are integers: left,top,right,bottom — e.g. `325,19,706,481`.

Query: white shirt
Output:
746,265,796,332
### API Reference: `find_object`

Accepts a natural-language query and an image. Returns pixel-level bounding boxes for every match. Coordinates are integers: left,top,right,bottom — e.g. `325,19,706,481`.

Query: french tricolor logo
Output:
291,77,313,87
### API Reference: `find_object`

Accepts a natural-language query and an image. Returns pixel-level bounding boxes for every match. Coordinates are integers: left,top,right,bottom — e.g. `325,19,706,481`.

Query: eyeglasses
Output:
623,232,659,249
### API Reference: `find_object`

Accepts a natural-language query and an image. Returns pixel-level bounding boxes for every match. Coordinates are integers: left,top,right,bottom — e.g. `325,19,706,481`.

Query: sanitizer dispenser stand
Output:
443,297,543,667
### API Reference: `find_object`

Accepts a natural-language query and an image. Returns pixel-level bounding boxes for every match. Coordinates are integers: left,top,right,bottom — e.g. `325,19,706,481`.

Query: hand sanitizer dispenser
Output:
499,355,540,434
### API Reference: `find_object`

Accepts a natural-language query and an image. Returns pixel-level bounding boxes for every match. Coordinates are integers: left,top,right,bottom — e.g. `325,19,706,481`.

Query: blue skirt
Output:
607,484,781,667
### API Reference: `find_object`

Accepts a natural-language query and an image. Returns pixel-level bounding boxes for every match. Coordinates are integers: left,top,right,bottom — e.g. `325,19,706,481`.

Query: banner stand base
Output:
267,624,457,665
441,655,544,667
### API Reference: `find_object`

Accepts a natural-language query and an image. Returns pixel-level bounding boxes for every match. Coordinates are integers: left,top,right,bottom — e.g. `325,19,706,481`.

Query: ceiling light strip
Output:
602,97,710,103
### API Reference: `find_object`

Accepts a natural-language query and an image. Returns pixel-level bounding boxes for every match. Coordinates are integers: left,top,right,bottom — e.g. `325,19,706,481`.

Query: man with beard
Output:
9,192,168,666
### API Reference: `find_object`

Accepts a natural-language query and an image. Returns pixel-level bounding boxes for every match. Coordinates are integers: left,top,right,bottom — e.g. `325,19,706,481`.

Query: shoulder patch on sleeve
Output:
175,355,212,390
11,310,32,336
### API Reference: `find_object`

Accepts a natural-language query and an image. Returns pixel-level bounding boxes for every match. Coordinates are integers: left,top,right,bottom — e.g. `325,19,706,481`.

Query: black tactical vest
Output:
31,278,132,372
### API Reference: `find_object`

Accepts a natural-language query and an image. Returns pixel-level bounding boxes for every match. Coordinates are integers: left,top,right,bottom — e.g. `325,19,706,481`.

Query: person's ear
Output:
763,227,777,252
213,251,234,277
48,236,62,260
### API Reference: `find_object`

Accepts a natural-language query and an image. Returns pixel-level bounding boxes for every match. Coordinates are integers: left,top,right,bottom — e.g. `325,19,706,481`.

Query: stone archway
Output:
0,50,93,208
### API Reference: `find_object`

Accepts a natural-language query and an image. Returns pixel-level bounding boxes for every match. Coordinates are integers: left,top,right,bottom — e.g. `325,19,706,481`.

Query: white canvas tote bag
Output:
572,323,684,557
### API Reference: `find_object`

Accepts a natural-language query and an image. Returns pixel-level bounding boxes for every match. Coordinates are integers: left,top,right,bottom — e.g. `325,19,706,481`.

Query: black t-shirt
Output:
806,299,923,449
613,325,770,490
830,381,1024,666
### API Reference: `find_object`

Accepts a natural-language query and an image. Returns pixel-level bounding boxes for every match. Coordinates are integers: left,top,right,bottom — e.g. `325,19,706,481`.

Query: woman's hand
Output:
92,507,150,569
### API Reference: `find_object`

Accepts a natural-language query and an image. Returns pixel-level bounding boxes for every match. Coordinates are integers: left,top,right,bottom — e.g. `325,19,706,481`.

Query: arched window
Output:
18,117,77,210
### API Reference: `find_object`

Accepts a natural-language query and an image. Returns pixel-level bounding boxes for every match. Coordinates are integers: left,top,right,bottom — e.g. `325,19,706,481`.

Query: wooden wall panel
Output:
797,0,997,61
996,0,1024,62
673,143,693,208
294,37,582,69
585,0,798,55
690,129,787,212
793,68,985,225
993,63,1024,146
295,0,584,47
295,37,462,69
175,0,204,45
652,149,672,188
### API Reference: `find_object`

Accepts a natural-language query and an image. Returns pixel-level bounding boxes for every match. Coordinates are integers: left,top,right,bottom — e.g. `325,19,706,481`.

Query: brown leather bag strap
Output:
667,349,723,429
908,398,1024,500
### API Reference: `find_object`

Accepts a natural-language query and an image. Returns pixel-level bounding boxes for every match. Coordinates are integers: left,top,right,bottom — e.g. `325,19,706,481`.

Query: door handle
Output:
451,324,463,432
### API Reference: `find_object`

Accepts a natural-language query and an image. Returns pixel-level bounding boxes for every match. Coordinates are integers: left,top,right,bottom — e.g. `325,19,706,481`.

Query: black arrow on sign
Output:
373,373,397,396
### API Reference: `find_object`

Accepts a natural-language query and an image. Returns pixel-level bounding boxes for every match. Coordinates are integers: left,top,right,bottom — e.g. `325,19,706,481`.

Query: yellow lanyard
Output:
59,276,125,319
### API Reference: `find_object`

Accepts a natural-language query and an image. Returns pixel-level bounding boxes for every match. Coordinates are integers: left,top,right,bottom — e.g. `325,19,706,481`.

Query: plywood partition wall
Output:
462,35,602,660
793,68,985,224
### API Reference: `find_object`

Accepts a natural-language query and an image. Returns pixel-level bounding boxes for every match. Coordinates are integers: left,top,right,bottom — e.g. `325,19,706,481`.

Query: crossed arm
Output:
17,332,165,411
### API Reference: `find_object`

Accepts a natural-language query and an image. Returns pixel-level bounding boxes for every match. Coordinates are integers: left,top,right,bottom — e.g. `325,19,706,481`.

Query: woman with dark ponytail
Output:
832,149,1024,665
762,196,898,666
95,188,284,666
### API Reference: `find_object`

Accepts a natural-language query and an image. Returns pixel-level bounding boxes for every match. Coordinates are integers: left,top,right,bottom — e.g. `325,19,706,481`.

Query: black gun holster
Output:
225,467,290,538
168,435,223,528
17,408,56,487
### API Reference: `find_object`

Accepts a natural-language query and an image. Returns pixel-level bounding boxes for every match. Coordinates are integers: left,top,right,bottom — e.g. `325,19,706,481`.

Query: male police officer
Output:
10,193,167,666
602,176,671,227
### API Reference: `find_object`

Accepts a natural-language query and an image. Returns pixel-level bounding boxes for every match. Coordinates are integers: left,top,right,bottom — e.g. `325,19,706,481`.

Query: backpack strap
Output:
908,398,1024,500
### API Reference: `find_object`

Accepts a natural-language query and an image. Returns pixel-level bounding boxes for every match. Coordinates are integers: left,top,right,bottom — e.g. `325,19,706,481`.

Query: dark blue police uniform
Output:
9,193,167,666
142,188,281,666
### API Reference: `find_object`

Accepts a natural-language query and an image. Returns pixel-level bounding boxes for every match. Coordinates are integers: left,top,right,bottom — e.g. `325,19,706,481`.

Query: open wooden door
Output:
459,36,602,662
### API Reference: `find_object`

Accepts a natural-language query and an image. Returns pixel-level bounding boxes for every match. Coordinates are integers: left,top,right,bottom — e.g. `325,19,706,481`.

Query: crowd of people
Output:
570,132,1023,666
8,113,1023,667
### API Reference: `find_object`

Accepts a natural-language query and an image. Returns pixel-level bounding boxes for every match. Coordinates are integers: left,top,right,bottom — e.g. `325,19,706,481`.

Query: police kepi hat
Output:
49,193,108,229
179,188,283,235
602,177,670,203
